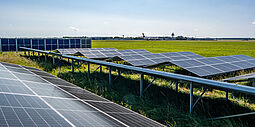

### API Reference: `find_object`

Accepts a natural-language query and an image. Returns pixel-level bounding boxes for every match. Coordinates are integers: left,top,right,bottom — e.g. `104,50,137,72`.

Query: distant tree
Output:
176,36,187,40
171,32,175,40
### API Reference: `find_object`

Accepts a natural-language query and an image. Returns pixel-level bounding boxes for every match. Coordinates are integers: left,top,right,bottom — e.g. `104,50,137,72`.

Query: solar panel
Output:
0,38,91,52
0,62,164,127
171,55,255,77
211,63,241,72
223,72,255,81
232,55,254,60
78,49,152,59
56,48,118,55
119,51,204,67
196,58,223,64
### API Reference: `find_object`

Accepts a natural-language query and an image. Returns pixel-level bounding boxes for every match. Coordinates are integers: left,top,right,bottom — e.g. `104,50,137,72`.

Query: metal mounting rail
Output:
20,47,255,116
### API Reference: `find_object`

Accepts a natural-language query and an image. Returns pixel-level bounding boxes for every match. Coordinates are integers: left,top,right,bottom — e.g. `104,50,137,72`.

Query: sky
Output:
0,0,255,38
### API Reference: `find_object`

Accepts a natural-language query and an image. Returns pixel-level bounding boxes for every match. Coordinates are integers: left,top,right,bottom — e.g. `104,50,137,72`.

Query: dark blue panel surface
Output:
46,45,51,50
70,39,75,44
17,39,24,46
52,45,57,50
39,45,44,50
2,46,8,51
71,44,75,48
46,39,51,45
24,39,31,47
39,39,44,45
52,39,57,45
9,39,16,45
1,39,8,45
32,39,38,46
10,45,16,51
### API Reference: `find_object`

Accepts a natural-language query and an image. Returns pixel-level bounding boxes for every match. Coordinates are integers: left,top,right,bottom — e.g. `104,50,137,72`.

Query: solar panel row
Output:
0,62,165,127
171,55,255,77
119,52,204,67
80,49,152,59
56,48,152,59
0,38,91,52
223,72,255,81
57,48,117,55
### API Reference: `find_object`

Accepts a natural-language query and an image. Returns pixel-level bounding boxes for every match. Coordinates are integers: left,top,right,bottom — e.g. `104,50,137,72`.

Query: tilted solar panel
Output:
119,51,204,67
171,55,255,77
0,62,165,127
223,72,255,81
79,49,152,59
56,48,118,55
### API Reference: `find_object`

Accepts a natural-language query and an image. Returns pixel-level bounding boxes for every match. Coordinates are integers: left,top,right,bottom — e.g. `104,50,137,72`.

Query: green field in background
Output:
93,40,255,57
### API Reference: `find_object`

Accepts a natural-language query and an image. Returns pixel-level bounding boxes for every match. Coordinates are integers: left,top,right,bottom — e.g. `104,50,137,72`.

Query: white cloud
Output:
69,26,79,31
252,21,255,25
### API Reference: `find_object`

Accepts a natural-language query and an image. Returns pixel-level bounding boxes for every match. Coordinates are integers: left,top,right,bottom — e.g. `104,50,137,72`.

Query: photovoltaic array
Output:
0,38,91,52
56,48,117,55
171,55,255,77
119,52,204,67
80,49,152,59
56,48,255,77
223,72,255,81
0,62,164,127
56,48,152,59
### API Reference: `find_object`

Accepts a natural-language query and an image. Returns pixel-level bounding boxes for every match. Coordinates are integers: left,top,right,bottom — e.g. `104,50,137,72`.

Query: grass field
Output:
1,40,255,127
93,40,255,57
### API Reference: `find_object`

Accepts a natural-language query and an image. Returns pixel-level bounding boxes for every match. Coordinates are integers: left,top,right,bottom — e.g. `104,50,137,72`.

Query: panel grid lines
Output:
119,51,204,67
223,72,255,81
171,55,255,77
0,62,165,127
0,38,91,52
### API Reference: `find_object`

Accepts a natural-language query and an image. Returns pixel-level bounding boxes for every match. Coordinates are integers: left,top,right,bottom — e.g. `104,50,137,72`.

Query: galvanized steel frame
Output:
20,47,255,119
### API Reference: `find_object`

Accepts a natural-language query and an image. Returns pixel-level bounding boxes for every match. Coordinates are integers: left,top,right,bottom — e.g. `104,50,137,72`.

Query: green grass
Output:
92,40,255,57
1,40,255,127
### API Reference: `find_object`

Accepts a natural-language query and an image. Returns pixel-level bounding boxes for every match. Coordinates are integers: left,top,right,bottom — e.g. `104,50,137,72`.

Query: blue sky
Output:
0,0,255,37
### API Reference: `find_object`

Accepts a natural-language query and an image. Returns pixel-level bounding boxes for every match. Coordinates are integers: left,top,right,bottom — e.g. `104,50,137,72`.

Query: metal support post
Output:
109,66,112,85
100,65,102,73
0,39,2,52
44,53,47,61
190,82,193,114
226,90,228,101
192,88,207,110
118,69,121,76
80,39,82,48
38,52,40,61
72,59,74,72
87,63,90,78
69,39,71,48
140,73,144,97
32,51,34,56
57,39,59,49
44,39,46,50
176,81,178,92
143,77,156,94
15,39,18,52
30,39,32,48
52,55,55,65
162,66,165,71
